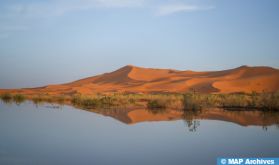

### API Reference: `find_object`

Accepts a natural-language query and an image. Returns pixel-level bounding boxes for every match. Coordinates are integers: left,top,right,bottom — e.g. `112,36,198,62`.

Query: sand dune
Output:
1,65,279,95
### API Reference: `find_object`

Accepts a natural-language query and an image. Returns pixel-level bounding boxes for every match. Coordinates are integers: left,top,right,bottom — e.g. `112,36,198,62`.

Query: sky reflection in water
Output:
0,102,279,165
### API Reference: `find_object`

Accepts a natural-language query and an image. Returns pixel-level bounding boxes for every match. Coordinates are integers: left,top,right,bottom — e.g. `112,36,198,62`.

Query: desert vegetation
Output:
0,92,278,111
193,92,279,111
146,92,279,111
70,93,184,110
0,93,26,104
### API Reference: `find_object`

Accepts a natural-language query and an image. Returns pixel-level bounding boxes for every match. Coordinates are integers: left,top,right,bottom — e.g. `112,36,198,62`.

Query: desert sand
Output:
1,65,279,95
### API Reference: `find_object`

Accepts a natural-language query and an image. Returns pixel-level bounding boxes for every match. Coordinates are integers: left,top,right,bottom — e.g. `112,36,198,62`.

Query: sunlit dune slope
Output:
1,65,279,95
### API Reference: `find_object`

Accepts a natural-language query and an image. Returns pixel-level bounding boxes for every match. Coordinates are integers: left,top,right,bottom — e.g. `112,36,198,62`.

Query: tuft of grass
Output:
31,95,45,105
30,95,69,105
183,93,203,110
258,92,279,111
71,95,99,108
0,93,13,103
13,94,26,105
1,93,26,105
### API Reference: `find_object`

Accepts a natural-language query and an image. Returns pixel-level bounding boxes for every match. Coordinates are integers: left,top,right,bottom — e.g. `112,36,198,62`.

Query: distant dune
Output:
1,65,279,95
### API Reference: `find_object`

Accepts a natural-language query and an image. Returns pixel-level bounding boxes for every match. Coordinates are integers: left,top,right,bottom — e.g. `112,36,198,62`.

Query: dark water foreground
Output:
0,102,279,165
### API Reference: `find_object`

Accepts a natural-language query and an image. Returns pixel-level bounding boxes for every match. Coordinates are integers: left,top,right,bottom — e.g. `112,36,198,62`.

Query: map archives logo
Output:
217,158,279,165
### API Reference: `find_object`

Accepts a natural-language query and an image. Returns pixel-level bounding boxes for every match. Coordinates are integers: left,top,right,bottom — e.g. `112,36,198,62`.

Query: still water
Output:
0,102,279,165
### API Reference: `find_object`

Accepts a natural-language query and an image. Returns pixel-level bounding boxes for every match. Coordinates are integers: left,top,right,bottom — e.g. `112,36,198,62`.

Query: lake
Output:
0,101,279,165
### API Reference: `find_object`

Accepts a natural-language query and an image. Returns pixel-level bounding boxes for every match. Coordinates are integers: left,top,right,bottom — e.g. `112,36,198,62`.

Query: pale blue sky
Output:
0,0,278,88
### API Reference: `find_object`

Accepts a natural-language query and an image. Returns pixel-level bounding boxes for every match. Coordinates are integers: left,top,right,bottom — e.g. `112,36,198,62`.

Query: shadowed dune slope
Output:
1,65,279,95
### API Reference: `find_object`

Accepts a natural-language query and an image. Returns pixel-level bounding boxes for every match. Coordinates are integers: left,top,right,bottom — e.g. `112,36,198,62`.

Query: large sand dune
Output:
1,65,279,95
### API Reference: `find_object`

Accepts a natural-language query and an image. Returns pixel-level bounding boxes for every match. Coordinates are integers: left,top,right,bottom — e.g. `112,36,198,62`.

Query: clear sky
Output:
0,0,278,88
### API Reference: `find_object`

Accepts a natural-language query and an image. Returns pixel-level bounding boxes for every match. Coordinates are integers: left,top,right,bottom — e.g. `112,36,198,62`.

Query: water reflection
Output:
1,99,279,131
79,106,279,131
146,108,167,115
1,102,279,165
0,96,13,104
181,108,279,131
182,109,202,132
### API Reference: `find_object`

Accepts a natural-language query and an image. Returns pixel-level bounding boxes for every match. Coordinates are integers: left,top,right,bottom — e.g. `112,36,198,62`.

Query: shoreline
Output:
0,92,278,111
